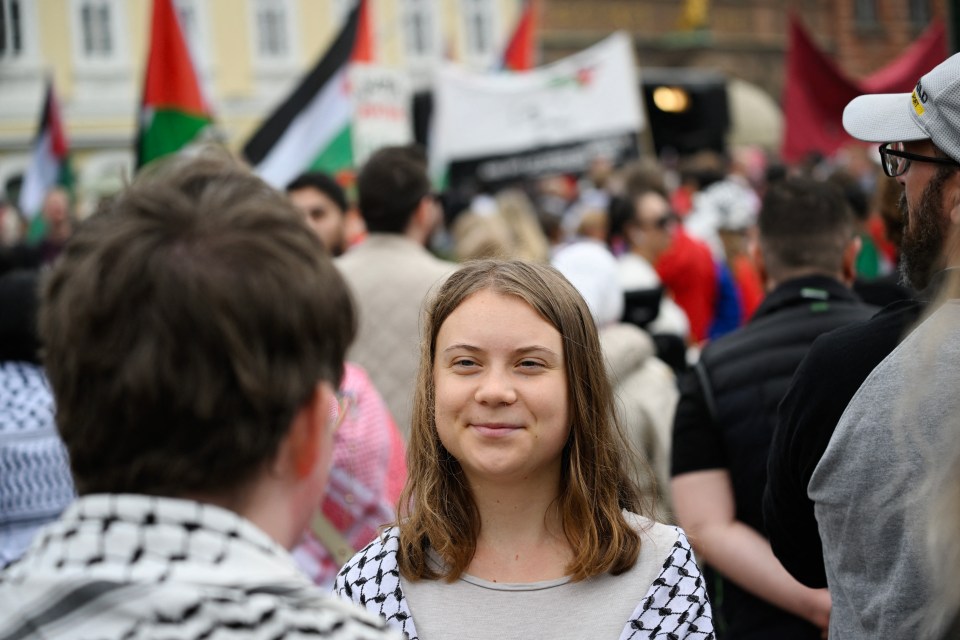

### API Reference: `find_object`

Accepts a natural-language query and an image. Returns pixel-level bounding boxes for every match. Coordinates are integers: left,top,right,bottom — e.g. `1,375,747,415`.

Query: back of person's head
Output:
40,152,356,497
285,171,348,213
400,259,644,582
0,270,41,364
681,150,727,190
827,170,869,222
494,189,550,262
356,145,430,233
450,211,513,262
551,241,624,328
621,158,668,200
758,177,855,282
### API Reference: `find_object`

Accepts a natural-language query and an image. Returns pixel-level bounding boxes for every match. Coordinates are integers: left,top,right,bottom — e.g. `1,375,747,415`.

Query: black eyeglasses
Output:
878,142,960,178
639,213,675,231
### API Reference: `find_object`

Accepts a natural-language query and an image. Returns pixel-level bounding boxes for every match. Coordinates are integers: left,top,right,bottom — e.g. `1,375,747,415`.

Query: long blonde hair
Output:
397,260,648,582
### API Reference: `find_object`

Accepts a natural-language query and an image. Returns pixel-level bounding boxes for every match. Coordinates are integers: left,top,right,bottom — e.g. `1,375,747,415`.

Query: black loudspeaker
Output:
641,68,730,156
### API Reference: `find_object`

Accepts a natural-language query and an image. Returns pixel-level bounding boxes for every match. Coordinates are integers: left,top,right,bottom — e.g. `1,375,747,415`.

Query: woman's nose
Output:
474,370,518,405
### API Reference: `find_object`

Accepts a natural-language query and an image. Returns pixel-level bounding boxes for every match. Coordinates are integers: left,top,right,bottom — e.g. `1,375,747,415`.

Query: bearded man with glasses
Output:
764,53,960,639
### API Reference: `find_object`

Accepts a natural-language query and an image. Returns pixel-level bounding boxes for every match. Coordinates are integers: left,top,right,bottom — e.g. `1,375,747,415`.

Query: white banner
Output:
350,64,414,167
433,32,643,163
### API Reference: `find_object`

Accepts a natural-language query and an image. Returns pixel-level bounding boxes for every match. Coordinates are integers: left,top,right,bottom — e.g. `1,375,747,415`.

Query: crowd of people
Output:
0,49,959,640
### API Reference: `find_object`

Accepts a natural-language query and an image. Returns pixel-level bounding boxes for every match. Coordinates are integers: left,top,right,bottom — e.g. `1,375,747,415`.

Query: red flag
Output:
142,0,208,115
351,0,374,63
861,20,947,93
780,14,947,163
501,0,538,71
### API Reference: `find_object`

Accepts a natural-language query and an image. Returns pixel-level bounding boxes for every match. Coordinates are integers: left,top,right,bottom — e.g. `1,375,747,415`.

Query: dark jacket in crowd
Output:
763,288,931,588
672,275,876,639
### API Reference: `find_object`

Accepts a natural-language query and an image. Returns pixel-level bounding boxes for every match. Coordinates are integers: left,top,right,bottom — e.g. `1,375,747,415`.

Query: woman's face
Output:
433,289,570,485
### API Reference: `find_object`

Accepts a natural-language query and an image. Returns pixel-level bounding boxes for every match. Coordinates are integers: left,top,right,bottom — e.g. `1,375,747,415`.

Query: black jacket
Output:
763,295,925,588
673,275,875,639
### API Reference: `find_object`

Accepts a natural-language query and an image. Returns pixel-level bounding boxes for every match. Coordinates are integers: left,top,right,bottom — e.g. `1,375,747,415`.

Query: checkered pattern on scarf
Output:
335,527,714,640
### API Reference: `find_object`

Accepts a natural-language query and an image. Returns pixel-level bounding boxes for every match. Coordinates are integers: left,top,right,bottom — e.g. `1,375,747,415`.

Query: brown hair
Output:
398,259,645,582
758,177,855,281
39,153,356,497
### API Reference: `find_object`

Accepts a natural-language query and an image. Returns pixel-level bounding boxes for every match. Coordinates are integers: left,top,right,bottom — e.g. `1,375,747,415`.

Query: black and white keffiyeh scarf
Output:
0,494,398,640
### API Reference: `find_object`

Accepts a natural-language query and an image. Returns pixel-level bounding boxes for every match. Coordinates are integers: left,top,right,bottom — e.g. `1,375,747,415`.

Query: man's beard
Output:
899,168,953,290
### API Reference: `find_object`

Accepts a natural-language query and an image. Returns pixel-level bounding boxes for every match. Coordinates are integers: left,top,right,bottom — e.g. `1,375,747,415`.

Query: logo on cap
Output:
912,80,928,116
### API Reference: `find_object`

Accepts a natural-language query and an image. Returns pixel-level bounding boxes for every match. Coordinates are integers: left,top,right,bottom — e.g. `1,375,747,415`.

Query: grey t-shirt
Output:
809,300,960,639
401,514,679,640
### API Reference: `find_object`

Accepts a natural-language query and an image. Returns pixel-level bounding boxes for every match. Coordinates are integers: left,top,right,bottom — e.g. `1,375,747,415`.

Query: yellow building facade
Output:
0,0,521,214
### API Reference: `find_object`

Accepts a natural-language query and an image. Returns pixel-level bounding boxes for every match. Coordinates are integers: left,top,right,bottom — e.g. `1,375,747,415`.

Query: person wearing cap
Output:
764,53,960,639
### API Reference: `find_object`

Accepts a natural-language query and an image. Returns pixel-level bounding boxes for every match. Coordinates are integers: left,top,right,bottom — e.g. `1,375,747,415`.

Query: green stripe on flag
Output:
140,109,209,167
307,126,353,175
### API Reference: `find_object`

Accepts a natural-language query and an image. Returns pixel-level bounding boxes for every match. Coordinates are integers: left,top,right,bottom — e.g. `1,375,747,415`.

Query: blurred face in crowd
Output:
42,189,70,226
288,186,347,256
432,289,570,486
630,191,674,260
896,139,960,289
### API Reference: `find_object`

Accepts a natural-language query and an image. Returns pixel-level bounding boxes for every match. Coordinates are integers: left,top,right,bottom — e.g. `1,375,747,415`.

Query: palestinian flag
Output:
500,0,538,71
19,79,71,220
136,0,212,169
243,0,373,189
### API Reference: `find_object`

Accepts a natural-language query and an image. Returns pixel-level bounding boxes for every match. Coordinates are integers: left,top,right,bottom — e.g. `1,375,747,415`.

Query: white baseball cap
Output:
842,52,960,163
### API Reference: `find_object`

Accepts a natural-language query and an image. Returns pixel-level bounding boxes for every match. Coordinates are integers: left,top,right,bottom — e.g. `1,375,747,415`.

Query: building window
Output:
71,0,126,66
401,0,438,63
909,0,931,27
462,0,497,66
253,0,290,59
80,0,113,56
854,0,879,27
0,0,24,59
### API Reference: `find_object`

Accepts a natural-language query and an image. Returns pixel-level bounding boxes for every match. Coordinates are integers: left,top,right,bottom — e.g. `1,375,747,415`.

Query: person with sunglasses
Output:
764,52,960,640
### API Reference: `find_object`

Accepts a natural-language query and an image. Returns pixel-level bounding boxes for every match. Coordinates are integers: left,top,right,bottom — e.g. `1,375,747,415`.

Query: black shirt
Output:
672,275,875,639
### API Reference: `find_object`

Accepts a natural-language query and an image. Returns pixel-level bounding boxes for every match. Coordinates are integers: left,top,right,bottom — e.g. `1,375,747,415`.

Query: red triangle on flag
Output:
351,0,374,63
142,0,209,116
502,0,538,71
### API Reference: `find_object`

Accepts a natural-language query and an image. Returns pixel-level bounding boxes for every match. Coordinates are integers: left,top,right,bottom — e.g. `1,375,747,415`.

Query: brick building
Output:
542,0,950,104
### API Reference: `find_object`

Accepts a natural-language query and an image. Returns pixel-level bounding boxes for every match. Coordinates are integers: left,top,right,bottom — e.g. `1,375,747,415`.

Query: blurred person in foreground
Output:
764,52,960,640
672,178,874,639
285,171,407,589
336,146,456,439
335,260,712,639
0,154,397,640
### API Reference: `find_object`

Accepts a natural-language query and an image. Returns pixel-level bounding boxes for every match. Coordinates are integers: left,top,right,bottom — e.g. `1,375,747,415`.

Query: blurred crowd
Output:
1,51,960,640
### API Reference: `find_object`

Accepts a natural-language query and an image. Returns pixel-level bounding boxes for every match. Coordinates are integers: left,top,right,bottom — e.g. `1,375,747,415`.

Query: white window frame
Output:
400,0,440,66
250,0,298,70
0,0,40,69
461,0,499,70
173,0,214,76
69,0,129,73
